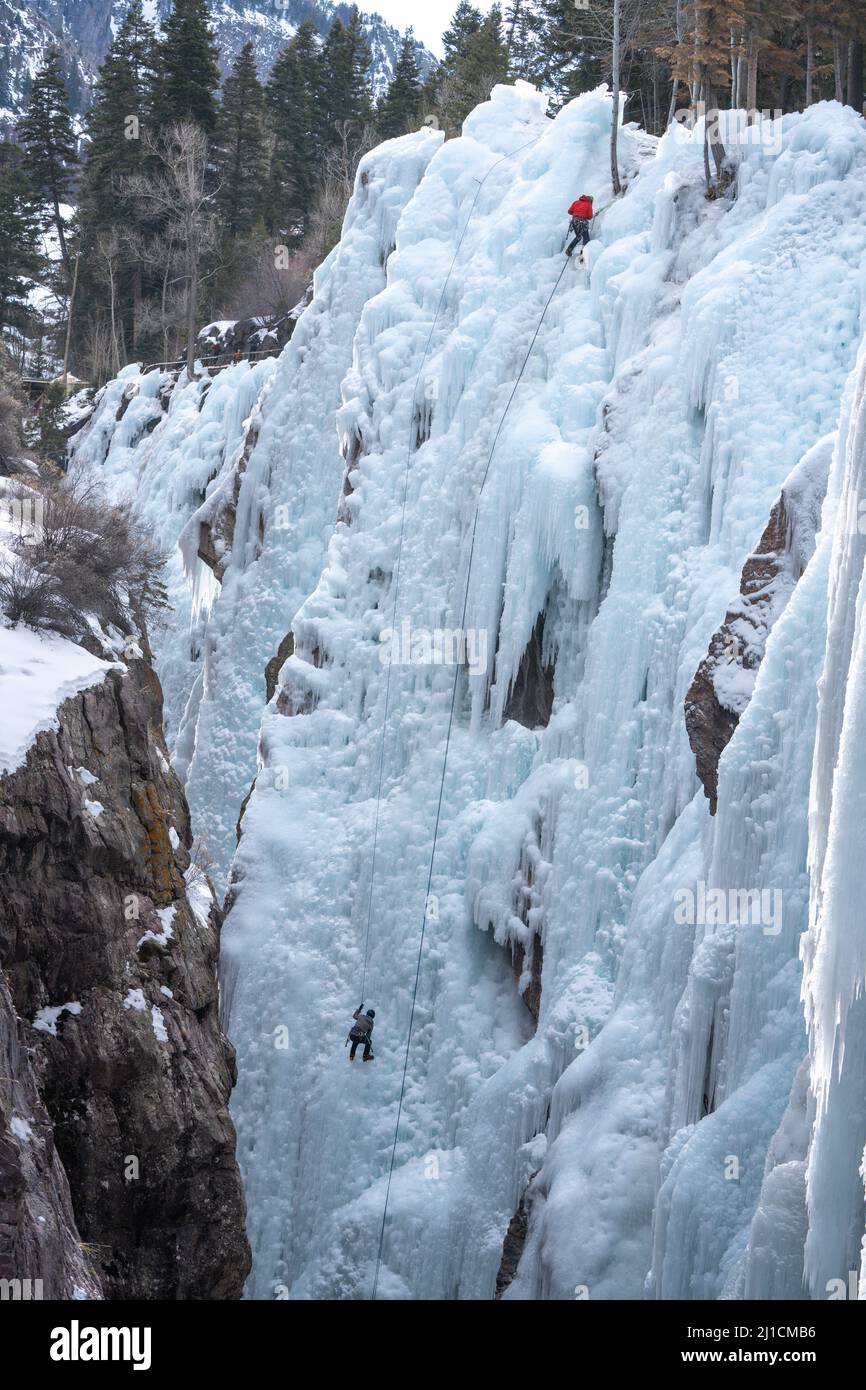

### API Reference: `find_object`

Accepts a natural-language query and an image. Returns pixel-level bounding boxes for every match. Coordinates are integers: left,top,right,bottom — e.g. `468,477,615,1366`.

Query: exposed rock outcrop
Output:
495,1189,532,1298
264,632,295,705
683,495,788,814
685,440,832,812
0,972,101,1299
0,656,250,1299
195,415,261,583
503,613,555,730
512,938,543,1026
197,313,297,361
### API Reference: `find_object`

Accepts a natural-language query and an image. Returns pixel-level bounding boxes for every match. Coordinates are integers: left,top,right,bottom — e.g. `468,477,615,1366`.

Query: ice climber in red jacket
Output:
566,194,595,257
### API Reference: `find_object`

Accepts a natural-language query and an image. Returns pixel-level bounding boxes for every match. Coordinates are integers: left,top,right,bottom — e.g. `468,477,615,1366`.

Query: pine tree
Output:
535,0,597,100
17,47,78,273
265,20,323,239
442,2,484,71
528,0,861,127
319,9,373,150
76,1,160,363
418,64,443,123
422,3,481,124
153,0,220,134
535,0,642,103
799,0,836,103
79,0,158,232
377,33,423,138
215,41,267,241
728,0,803,115
504,0,546,80
0,143,42,331
458,6,510,88
440,5,509,130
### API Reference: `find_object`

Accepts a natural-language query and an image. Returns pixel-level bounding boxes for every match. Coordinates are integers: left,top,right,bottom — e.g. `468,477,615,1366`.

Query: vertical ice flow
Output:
72,87,866,1300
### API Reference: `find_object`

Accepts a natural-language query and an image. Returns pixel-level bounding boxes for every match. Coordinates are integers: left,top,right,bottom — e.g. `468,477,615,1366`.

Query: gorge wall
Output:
67,88,866,1302
0,648,249,1298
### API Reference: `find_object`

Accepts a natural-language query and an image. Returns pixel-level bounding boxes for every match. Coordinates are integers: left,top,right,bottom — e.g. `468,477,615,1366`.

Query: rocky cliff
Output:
0,972,101,1299
0,651,249,1299
685,438,832,813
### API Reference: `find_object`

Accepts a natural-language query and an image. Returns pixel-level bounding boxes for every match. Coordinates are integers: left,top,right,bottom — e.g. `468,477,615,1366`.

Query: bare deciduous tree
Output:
61,249,80,393
125,122,218,379
0,558,69,631
94,231,124,377
555,0,647,195
217,237,312,323
303,121,378,268
124,226,188,365
1,470,170,638
667,0,688,122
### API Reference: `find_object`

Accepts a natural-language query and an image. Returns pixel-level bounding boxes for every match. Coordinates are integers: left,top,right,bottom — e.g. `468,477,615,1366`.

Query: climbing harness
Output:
369,245,572,1299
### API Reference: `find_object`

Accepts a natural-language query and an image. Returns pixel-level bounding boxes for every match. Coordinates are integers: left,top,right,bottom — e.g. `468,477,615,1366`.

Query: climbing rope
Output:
359,131,543,1002
371,253,573,1300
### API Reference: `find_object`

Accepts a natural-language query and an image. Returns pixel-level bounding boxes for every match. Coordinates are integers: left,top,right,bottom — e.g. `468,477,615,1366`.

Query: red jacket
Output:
569,197,594,220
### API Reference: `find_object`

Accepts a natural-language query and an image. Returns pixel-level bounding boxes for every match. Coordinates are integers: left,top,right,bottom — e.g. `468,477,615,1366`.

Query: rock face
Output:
685,441,831,812
503,614,555,731
196,415,261,584
512,938,543,1026
0,656,250,1299
197,313,299,362
0,1,91,136
0,973,101,1299
495,1190,531,1298
264,632,295,706
683,500,790,815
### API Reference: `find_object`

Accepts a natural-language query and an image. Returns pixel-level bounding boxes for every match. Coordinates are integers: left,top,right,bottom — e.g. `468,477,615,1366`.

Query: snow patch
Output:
33,1001,82,1036
0,625,121,775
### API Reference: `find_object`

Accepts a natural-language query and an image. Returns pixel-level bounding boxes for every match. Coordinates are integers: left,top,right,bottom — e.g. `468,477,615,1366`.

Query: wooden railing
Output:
19,346,279,395
140,347,278,374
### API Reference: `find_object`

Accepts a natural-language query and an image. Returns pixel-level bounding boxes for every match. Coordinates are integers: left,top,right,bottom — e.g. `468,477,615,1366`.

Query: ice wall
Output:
221,88,866,1300
70,127,443,892
800,333,866,1300
76,84,866,1300
69,356,276,819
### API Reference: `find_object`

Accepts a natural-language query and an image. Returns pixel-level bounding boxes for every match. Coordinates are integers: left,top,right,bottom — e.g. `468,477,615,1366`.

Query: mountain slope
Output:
0,0,435,131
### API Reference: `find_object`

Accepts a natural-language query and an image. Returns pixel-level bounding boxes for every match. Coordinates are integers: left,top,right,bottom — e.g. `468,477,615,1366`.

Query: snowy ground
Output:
0,621,120,775
0,513,122,773
73,86,866,1300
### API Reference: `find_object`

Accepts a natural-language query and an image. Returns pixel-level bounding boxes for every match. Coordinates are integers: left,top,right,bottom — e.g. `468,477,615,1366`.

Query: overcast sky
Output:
370,0,464,58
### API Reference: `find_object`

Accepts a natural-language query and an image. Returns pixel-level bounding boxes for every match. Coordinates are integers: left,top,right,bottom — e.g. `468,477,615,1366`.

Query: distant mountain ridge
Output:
0,0,436,131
